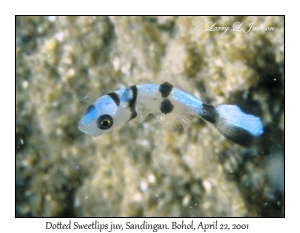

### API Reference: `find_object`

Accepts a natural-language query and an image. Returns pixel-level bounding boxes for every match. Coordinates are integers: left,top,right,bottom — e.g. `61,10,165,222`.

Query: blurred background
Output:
16,16,284,217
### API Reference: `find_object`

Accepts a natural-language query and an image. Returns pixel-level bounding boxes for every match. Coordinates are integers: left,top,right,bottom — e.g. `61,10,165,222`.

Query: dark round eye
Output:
97,114,113,130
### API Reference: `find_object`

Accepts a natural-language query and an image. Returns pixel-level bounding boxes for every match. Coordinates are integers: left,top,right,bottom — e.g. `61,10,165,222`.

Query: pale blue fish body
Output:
78,82,263,147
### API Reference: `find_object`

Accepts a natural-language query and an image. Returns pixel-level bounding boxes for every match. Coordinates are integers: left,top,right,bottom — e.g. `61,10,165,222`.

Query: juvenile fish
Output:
78,82,263,147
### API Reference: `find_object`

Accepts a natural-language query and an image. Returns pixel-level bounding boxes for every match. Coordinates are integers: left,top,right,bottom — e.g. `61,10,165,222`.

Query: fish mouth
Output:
78,123,87,134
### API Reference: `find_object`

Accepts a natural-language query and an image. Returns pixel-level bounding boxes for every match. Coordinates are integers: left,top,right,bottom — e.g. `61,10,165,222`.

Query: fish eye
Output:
97,114,114,130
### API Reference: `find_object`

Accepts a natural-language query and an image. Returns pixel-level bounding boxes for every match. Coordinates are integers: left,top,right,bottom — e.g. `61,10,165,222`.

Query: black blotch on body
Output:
160,99,174,114
107,92,120,106
85,104,96,115
218,125,256,147
201,104,219,124
236,104,261,118
128,85,138,121
159,82,173,98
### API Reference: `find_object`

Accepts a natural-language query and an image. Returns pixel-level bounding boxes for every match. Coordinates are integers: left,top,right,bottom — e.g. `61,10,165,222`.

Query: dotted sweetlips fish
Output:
78,82,263,147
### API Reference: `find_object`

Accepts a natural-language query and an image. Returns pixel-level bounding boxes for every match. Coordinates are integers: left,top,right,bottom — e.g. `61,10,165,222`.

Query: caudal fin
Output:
201,104,264,147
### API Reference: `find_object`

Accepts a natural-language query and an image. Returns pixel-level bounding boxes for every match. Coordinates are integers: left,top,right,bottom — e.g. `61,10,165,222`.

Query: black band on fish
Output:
128,85,138,121
217,125,256,147
159,82,173,98
85,104,96,115
160,99,174,114
236,105,261,118
107,92,120,106
201,104,218,124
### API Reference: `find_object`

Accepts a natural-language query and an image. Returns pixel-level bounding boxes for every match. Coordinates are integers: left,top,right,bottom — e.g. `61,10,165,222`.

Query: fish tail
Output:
201,104,264,147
